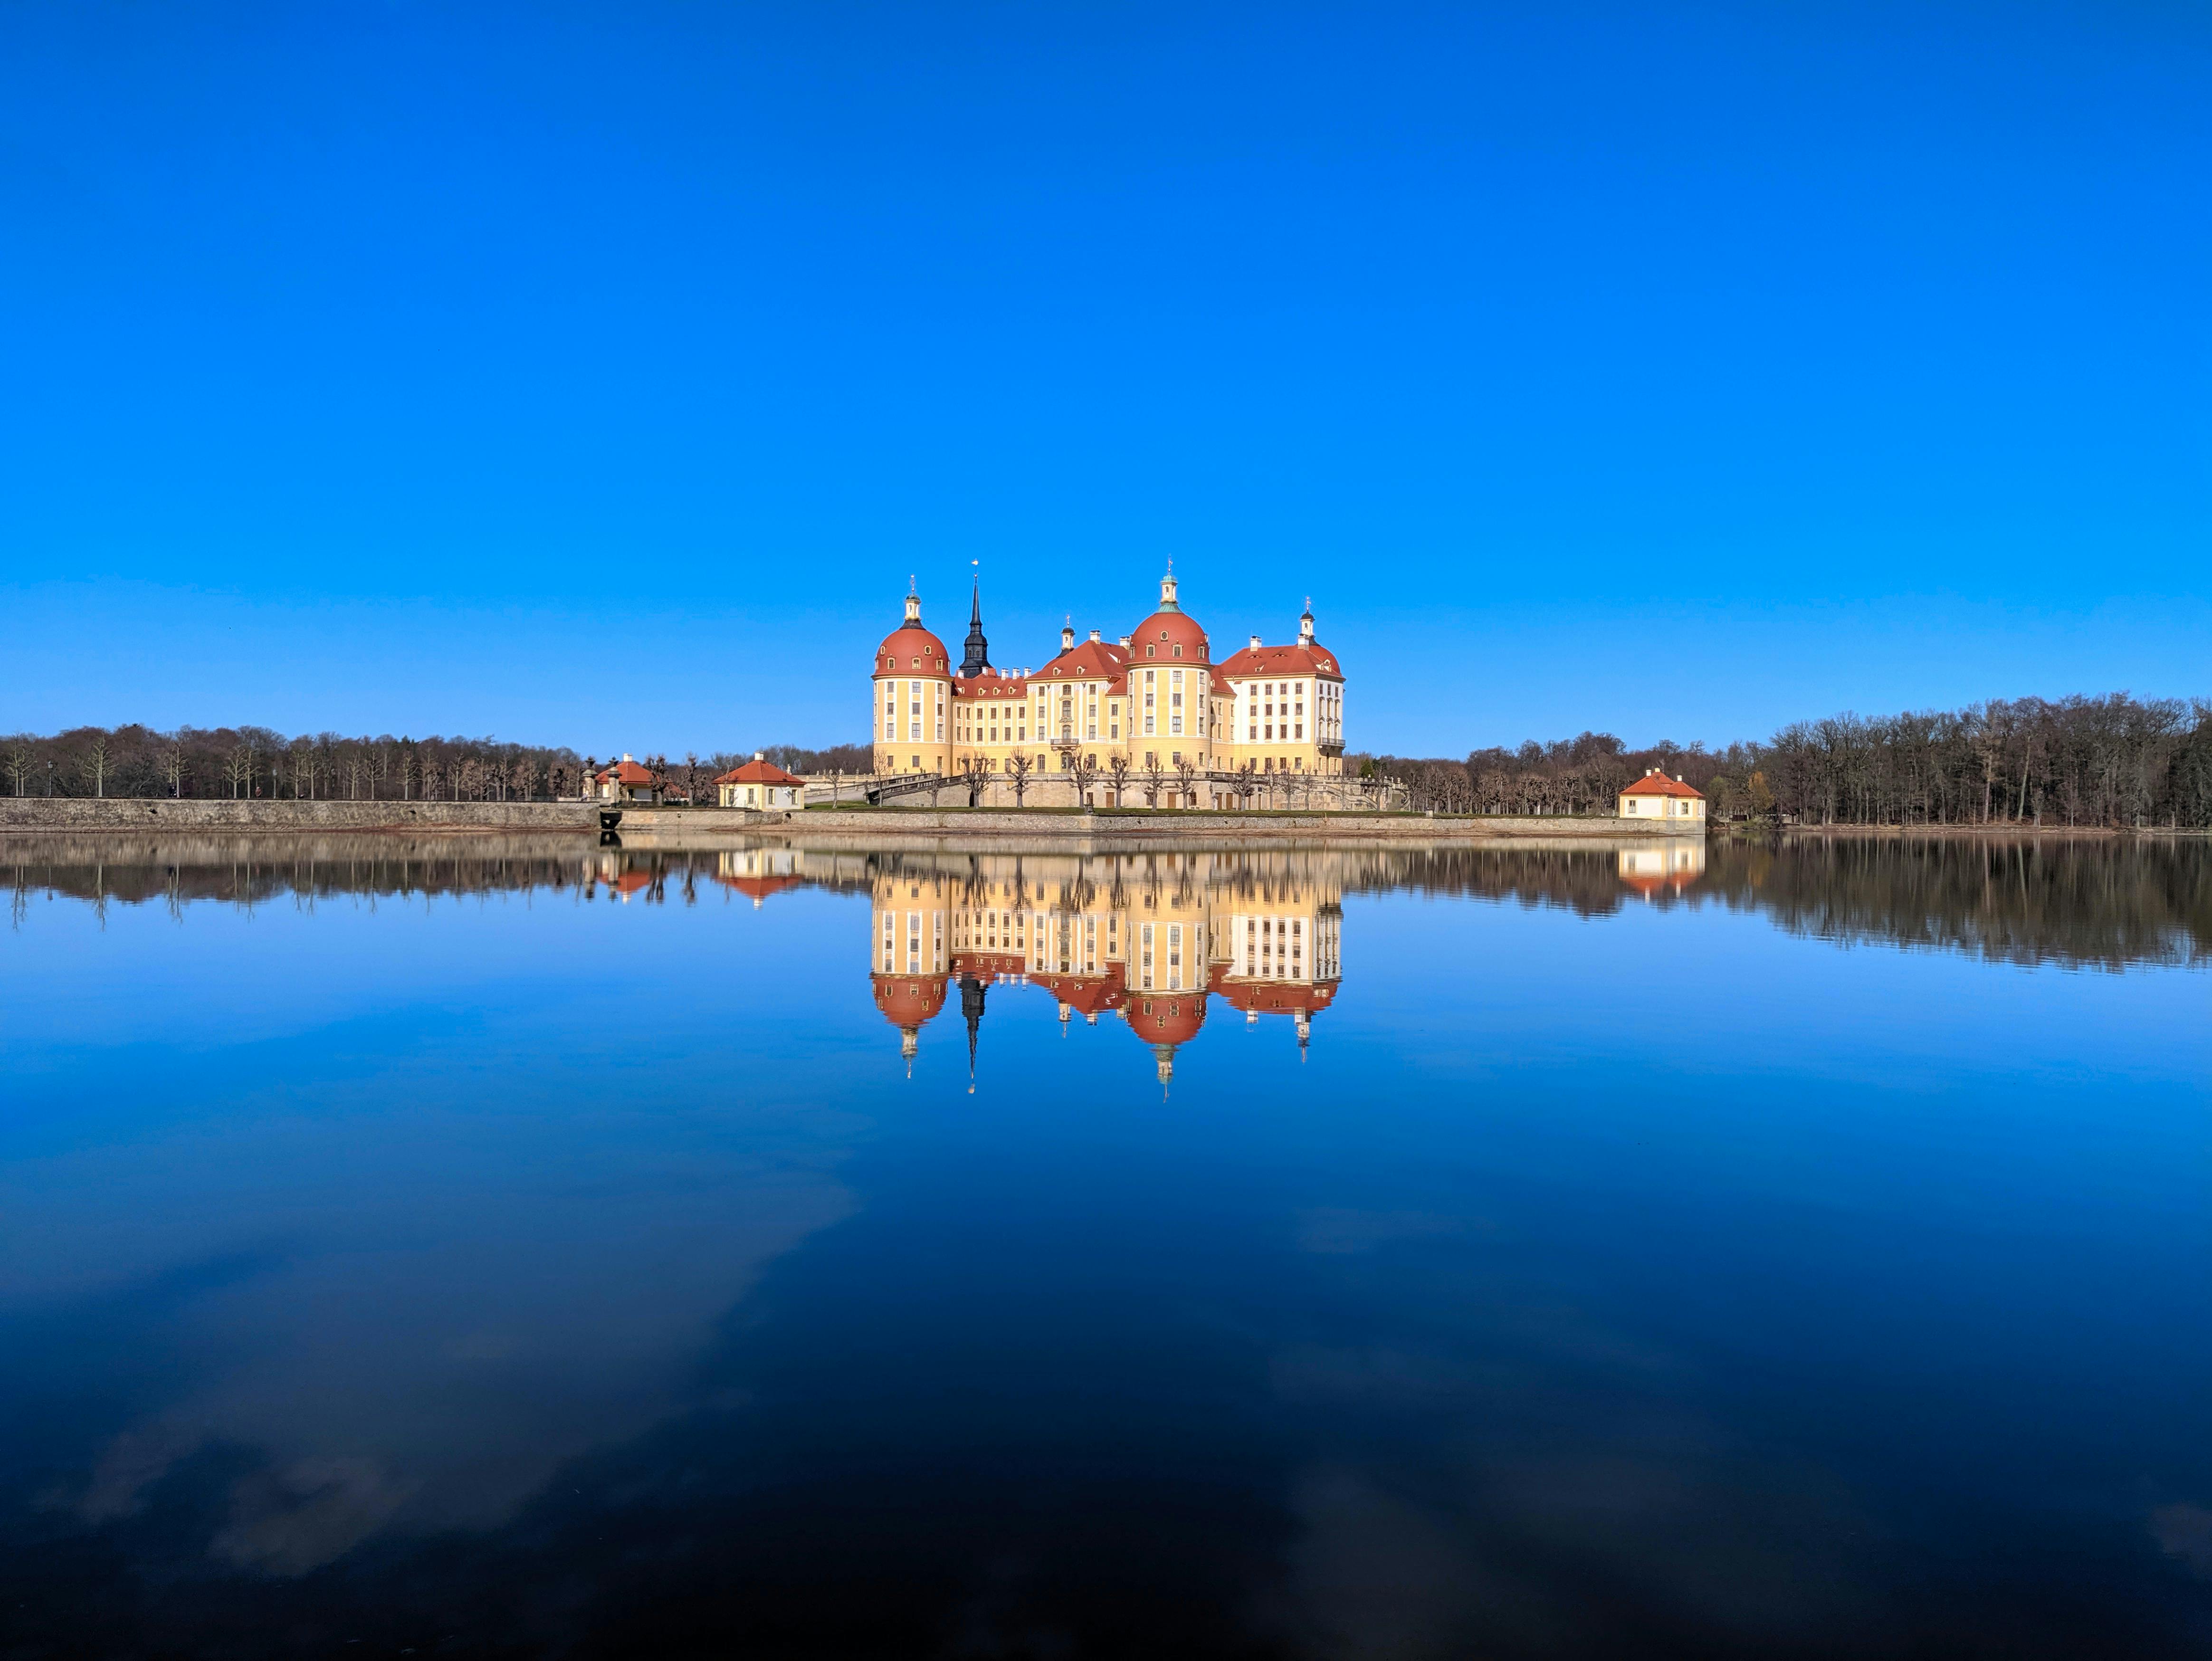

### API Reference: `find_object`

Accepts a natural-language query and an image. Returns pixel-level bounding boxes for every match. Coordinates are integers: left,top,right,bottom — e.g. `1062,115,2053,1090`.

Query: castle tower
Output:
960,582,992,679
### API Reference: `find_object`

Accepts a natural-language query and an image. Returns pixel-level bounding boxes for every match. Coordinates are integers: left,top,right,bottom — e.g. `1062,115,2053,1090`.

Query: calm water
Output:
4,833,2210,1659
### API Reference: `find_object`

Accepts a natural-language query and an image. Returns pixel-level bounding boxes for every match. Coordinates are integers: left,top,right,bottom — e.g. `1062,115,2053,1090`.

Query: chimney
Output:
1088,629,1100,643
1118,636,1130,649
623,752,633,763
1249,633,1261,650
754,751,764,761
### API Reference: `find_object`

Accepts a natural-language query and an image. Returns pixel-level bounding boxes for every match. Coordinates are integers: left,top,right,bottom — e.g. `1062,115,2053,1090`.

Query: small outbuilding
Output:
716,753,808,810
593,755,660,804
1619,768,1705,823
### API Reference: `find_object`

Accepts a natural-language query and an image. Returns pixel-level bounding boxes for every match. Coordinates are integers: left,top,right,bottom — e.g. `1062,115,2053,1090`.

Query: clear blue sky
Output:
2,1,2205,757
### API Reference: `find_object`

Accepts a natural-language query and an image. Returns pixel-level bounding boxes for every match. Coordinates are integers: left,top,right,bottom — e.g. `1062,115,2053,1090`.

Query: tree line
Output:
0,725,587,802
15,694,2212,826
1369,693,2212,828
0,727,888,803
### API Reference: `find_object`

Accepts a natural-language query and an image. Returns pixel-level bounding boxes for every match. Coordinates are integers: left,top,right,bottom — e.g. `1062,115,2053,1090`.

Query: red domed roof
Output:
875,619,952,675
1125,990,1208,1048
874,593,953,675
1128,571,1211,667
872,973,948,1029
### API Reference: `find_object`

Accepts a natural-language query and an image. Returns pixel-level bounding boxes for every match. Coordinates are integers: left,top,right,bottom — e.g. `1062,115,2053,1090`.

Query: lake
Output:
4,832,2210,1658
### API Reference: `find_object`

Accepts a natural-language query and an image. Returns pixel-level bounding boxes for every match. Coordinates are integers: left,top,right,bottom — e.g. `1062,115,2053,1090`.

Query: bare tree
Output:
1007,750,1034,807
1106,750,1132,808
84,733,111,798
684,751,702,806
1234,758,1258,809
959,752,992,808
1069,751,1100,807
6,742,32,798
1173,754,1197,808
225,744,253,799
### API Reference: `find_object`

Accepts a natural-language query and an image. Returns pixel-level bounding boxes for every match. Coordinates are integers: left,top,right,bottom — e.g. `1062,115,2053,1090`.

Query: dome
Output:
1130,569,1211,665
875,591,953,677
872,973,948,1029
1126,991,1209,1048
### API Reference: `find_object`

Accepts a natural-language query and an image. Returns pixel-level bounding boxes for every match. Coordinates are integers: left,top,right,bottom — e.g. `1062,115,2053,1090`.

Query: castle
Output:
871,570,1352,809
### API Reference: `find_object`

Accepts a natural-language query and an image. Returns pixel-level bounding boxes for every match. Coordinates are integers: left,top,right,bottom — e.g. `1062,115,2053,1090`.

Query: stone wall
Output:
617,805,1700,842
0,797,1700,843
0,799,600,832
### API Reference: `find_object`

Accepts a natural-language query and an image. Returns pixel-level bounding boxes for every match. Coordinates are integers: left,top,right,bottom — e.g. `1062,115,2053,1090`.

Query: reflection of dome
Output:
1124,991,1209,1086
1130,570,1210,666
873,974,949,1069
872,974,948,1029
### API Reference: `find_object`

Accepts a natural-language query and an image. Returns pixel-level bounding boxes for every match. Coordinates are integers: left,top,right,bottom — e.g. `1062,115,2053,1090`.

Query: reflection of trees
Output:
11,834,2210,972
1339,838,2212,970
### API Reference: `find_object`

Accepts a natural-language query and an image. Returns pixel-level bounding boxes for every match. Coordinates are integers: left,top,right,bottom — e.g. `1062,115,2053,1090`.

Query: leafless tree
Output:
1069,751,1100,807
1234,758,1258,808
1143,756,1164,808
684,751,703,806
225,744,253,799
6,742,32,797
959,752,992,808
83,733,111,798
1007,750,1034,807
1106,750,1132,807
1173,755,1197,808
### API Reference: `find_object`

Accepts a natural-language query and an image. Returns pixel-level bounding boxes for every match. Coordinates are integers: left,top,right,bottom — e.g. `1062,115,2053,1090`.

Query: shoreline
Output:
1,799,2197,840
0,798,1700,843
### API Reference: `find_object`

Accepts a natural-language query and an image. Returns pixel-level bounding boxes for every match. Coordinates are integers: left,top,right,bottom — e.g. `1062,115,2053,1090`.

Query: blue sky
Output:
2,1,2205,756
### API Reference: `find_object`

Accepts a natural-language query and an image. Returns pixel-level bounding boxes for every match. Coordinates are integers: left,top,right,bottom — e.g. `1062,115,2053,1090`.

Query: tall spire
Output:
960,972,987,1088
1158,560,1181,614
960,568,992,678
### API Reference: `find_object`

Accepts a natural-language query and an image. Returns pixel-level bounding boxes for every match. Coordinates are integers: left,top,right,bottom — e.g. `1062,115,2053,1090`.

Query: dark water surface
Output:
4,833,2210,1659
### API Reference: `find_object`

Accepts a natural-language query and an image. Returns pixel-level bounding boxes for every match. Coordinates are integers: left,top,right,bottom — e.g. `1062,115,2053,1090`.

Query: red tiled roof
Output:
875,619,952,674
1217,641,1342,679
1621,772,1704,799
1210,964,1339,1014
953,669,1029,697
1131,608,1211,666
714,757,805,786
712,873,802,901
1125,991,1208,1047
596,760,655,784
1037,640,1131,682
871,974,948,1028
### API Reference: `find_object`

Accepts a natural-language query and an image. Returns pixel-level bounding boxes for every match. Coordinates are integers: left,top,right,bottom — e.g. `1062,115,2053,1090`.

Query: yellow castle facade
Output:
871,571,1349,808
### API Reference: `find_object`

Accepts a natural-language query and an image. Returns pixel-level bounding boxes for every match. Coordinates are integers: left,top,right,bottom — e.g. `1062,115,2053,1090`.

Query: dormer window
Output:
1146,646,1155,658
1172,645,1182,658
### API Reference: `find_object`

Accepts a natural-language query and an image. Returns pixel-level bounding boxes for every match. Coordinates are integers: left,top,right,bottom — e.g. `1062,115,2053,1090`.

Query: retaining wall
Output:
0,799,600,832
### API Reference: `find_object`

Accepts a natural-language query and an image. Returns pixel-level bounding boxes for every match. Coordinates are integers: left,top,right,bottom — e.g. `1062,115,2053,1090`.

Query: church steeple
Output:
960,578,992,678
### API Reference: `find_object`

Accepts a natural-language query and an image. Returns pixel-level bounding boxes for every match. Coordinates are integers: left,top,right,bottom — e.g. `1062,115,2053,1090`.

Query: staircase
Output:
866,773,945,806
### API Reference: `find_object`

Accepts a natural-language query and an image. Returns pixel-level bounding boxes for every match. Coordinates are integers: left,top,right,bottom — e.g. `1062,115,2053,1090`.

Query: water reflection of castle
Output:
862,851,1345,1087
